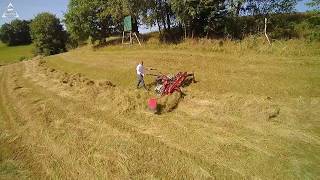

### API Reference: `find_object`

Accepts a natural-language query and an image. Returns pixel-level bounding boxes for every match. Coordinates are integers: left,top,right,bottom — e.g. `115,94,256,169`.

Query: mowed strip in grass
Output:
0,42,34,66
47,39,320,98
44,39,320,178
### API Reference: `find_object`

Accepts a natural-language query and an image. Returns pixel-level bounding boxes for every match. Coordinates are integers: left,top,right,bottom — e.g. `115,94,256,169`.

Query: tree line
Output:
0,0,319,56
64,0,319,44
0,13,67,55
64,0,303,43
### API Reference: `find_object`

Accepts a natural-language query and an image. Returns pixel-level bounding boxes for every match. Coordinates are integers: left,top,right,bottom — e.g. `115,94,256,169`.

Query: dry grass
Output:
0,37,319,179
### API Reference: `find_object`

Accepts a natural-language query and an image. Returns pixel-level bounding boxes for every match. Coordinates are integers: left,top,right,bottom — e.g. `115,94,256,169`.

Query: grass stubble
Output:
0,37,319,179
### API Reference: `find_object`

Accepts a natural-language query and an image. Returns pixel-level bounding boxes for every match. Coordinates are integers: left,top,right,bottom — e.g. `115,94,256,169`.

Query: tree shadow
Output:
182,79,199,88
92,37,123,49
92,27,185,49
159,28,184,44
146,81,157,91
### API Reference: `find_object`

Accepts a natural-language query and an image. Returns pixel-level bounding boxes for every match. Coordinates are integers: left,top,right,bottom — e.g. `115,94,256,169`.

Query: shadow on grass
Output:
93,28,184,49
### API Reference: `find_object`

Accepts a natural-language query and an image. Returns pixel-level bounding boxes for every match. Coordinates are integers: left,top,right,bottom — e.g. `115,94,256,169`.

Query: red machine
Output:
155,72,195,96
148,72,195,112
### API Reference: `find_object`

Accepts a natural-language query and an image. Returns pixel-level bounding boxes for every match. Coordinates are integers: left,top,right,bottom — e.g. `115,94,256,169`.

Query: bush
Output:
160,27,184,43
0,20,32,46
295,14,320,41
223,13,316,40
30,13,67,56
0,23,13,44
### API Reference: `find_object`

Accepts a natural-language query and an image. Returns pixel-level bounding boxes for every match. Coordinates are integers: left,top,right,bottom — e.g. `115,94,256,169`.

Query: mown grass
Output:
45,37,320,178
47,37,320,97
0,42,34,66
0,36,319,179
0,88,30,179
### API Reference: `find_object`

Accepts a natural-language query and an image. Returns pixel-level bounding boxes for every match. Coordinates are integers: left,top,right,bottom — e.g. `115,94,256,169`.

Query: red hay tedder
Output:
147,70,196,112
154,72,196,96
147,72,196,112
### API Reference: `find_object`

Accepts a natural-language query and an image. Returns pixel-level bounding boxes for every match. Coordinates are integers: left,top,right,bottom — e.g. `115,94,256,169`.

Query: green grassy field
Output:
0,42,34,66
0,37,319,179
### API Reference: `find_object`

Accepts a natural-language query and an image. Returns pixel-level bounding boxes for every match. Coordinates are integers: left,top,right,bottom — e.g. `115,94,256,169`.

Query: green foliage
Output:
226,0,245,16
170,0,227,37
0,20,32,46
30,13,67,56
223,13,319,41
240,0,300,15
65,0,96,44
65,0,113,44
142,0,174,33
203,0,228,37
65,0,146,45
169,0,299,38
295,14,320,41
18,56,27,62
62,0,307,44
0,24,12,45
307,0,320,10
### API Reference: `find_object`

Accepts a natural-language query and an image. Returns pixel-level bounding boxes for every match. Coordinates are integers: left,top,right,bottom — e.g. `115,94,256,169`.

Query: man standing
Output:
136,61,146,89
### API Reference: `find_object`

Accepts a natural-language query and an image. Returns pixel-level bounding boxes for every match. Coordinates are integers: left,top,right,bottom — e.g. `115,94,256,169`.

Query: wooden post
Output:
122,31,142,46
122,31,125,45
184,21,187,40
264,18,271,46
134,32,142,46
129,31,133,45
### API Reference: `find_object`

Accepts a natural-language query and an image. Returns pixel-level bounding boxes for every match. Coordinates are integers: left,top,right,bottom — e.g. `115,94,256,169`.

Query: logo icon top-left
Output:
2,2,19,19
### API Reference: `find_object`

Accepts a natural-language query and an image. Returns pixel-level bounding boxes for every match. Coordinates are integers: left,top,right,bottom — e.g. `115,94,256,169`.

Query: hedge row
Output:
224,13,320,41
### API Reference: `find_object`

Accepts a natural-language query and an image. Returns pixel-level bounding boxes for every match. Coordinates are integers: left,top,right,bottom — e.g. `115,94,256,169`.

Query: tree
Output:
226,0,245,16
65,0,118,44
10,20,32,45
0,20,31,46
307,0,320,9
0,23,13,45
65,0,148,45
171,0,227,38
65,0,117,44
30,13,67,55
201,0,227,37
108,0,147,33
240,0,300,15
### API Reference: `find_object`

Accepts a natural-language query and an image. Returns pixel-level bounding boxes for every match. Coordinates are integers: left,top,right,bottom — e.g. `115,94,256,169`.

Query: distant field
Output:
0,42,34,66
0,38,319,179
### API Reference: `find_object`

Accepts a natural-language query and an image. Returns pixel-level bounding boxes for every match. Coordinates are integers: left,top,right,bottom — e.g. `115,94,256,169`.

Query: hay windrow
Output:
38,60,116,90
157,92,182,114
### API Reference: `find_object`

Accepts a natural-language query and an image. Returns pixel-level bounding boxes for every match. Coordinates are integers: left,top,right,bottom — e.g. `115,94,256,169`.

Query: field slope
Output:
0,39,319,179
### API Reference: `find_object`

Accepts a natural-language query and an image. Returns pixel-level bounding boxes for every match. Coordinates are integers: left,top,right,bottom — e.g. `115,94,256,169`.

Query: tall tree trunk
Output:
162,17,167,31
184,21,187,39
165,0,171,30
236,2,242,16
157,0,167,32
166,13,171,30
157,20,162,35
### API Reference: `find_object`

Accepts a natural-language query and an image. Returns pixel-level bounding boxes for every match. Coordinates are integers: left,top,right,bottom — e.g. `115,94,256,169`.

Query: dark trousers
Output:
137,74,145,89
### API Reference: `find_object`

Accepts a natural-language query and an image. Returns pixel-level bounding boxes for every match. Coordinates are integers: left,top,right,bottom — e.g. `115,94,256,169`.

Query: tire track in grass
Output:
22,60,244,178
2,63,122,178
4,63,112,178
0,65,46,179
